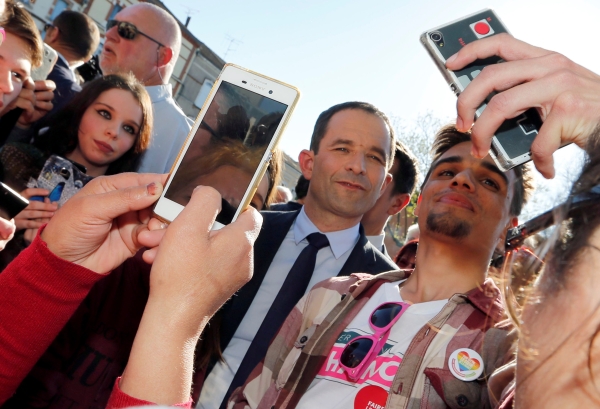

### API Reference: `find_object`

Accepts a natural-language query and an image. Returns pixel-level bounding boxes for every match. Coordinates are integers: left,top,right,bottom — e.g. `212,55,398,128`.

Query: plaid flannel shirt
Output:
228,270,514,409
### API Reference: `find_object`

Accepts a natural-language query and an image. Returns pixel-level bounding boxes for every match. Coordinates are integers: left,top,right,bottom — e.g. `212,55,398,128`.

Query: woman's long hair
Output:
34,73,153,174
502,132,600,324
497,131,600,384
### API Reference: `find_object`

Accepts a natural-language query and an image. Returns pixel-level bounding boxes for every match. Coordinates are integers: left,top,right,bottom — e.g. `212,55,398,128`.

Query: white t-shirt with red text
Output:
296,280,447,409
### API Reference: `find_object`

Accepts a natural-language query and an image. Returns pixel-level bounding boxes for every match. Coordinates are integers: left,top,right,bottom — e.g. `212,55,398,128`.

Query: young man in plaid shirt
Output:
228,124,533,409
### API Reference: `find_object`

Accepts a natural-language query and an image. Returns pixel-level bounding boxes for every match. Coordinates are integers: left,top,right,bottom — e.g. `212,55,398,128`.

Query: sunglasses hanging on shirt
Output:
340,301,411,381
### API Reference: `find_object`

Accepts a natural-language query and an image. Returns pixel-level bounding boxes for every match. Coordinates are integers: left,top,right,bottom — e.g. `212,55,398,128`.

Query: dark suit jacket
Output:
269,201,303,211
217,210,398,358
47,57,81,115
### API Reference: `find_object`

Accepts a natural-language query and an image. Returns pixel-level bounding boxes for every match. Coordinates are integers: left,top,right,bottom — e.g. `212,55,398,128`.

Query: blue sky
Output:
163,0,598,216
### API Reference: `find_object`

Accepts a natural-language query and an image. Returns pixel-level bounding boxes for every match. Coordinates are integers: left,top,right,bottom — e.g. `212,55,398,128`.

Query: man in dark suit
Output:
197,101,400,408
361,140,419,256
43,11,99,114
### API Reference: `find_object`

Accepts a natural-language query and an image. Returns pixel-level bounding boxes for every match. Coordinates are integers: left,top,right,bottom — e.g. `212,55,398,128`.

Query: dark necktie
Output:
220,232,330,408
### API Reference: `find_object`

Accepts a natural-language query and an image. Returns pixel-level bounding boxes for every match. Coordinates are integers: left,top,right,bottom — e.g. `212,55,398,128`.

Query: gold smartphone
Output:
153,64,300,228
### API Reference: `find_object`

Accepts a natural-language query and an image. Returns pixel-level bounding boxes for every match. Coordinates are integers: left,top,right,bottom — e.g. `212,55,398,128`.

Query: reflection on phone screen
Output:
164,81,288,224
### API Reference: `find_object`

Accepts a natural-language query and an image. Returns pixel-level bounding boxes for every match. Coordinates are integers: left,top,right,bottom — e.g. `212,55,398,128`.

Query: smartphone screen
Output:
163,80,288,224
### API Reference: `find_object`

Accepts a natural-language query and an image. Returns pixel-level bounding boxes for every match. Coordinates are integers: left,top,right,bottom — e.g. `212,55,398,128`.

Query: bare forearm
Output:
119,298,211,405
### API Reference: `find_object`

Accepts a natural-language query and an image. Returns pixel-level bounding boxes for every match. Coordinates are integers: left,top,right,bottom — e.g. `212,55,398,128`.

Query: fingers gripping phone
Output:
153,64,300,229
420,9,544,171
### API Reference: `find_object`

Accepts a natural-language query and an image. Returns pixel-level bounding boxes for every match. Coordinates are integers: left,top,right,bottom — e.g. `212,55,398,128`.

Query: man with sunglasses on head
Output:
99,3,192,174
229,123,533,409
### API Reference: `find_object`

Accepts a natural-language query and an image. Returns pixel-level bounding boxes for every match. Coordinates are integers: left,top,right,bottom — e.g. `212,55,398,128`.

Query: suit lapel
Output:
219,210,299,351
337,226,376,277
338,226,398,277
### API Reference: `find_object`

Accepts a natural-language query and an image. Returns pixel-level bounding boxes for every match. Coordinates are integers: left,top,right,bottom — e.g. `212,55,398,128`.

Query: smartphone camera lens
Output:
268,90,273,94
430,31,444,47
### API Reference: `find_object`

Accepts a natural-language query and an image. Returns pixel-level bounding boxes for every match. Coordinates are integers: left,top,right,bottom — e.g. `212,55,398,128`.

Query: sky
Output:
163,0,598,218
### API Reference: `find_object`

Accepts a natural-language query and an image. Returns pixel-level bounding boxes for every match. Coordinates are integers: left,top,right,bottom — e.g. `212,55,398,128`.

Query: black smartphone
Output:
0,182,29,220
420,9,552,171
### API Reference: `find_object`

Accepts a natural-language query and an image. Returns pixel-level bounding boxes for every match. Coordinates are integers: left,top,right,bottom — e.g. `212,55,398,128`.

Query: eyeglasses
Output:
44,23,55,32
0,27,5,47
339,301,410,381
106,20,165,48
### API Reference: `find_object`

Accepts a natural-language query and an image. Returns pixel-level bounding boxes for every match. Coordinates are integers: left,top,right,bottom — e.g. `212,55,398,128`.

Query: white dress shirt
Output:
197,208,360,409
367,233,385,253
137,84,193,173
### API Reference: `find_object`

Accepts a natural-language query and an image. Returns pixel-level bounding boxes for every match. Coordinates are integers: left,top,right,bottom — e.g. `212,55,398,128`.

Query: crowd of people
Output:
0,0,599,408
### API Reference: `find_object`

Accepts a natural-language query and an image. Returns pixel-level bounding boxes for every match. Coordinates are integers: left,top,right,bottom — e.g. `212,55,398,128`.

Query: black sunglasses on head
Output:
490,183,600,268
106,20,165,48
505,183,600,250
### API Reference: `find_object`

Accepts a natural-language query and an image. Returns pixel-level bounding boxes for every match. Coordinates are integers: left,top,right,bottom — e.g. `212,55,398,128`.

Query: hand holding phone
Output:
16,79,56,128
421,9,550,171
445,33,600,178
15,188,58,231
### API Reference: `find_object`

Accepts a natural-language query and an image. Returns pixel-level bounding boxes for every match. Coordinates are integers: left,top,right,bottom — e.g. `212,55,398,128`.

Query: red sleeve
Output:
106,377,192,409
0,228,104,404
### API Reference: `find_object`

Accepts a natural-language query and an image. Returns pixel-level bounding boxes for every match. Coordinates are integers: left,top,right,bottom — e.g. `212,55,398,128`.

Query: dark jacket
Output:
269,201,303,211
47,56,81,115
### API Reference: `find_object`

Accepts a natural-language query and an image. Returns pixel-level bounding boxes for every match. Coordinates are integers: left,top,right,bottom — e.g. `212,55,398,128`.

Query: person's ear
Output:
45,26,59,44
387,193,410,216
157,47,173,67
298,149,315,181
414,194,422,217
377,172,393,199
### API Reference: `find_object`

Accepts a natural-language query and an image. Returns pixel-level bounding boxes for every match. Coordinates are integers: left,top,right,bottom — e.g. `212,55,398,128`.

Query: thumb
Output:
213,206,263,248
171,185,222,234
90,182,164,222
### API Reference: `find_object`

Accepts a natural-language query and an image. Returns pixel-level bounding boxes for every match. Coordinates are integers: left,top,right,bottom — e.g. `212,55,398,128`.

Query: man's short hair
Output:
294,175,309,200
391,140,419,197
53,10,100,61
421,124,534,216
309,101,396,168
1,0,43,67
